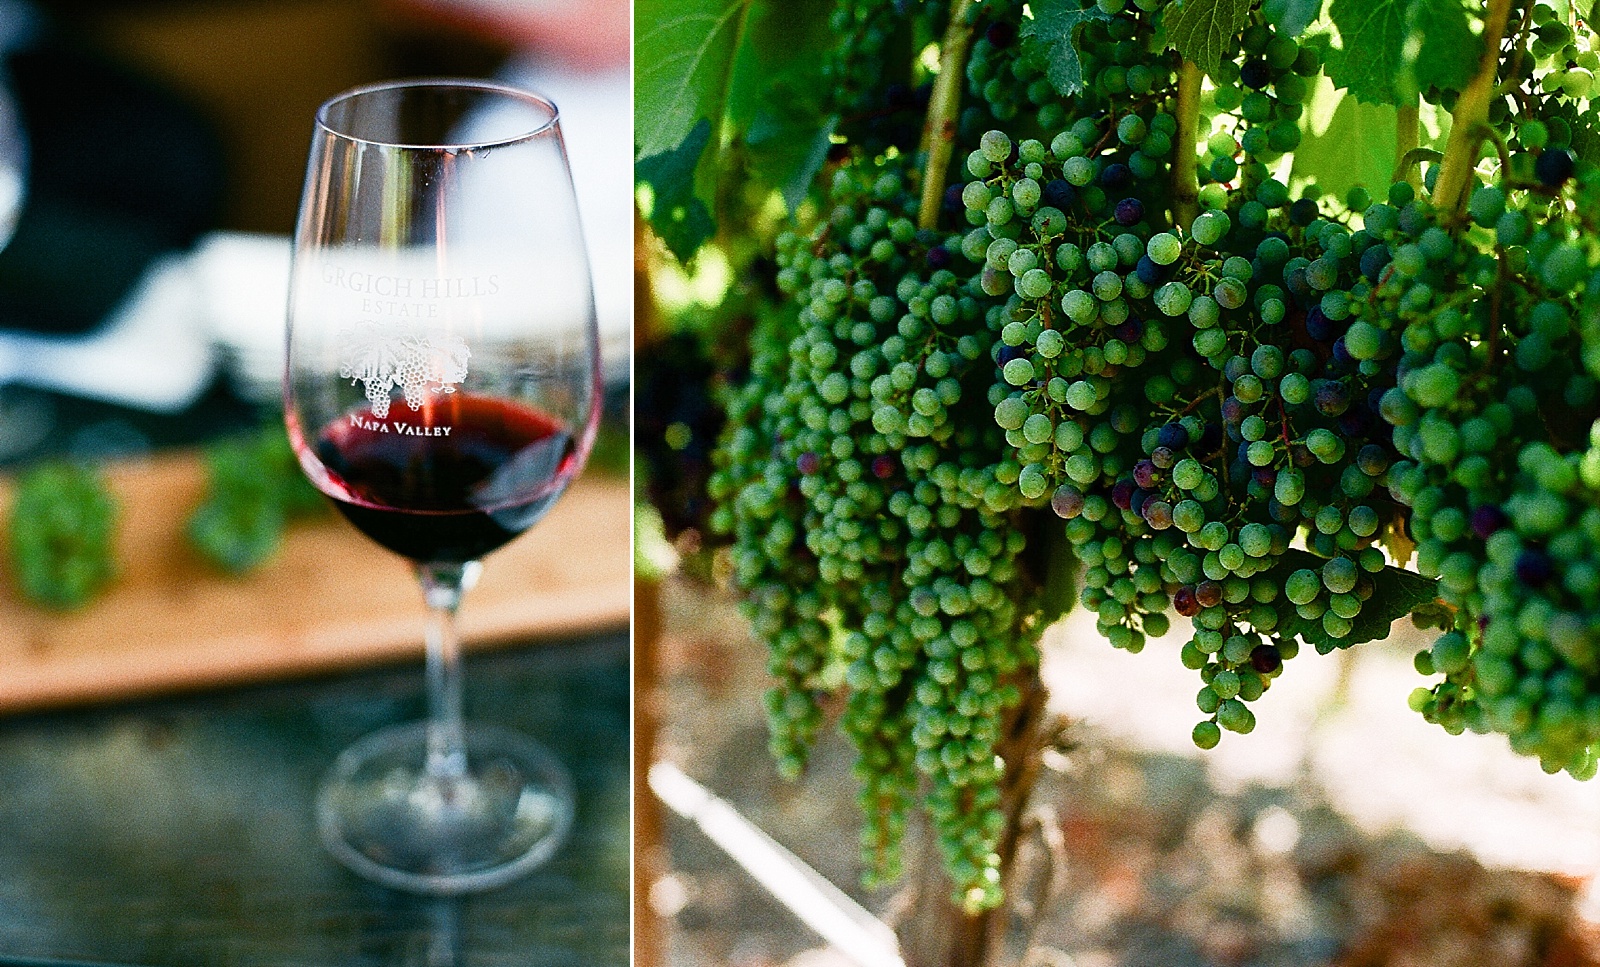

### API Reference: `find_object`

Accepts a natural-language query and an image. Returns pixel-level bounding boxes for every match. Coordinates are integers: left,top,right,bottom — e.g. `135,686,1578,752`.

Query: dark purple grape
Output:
1136,255,1164,285
1331,337,1354,367
1114,197,1145,226
1043,178,1077,209
944,183,966,214
1173,585,1199,617
1285,266,1312,300
797,451,821,475
985,19,1016,47
927,246,952,270
1195,580,1223,608
1157,423,1189,450
1535,148,1575,187
1314,380,1351,416
1269,497,1298,523
1356,443,1390,476
1133,459,1159,488
1360,245,1391,283
1240,60,1272,89
871,455,896,480
1471,504,1509,539
1305,306,1335,341
1516,549,1553,586
1290,443,1315,466
1100,163,1133,190
1252,466,1277,487
1289,198,1319,226
1052,485,1086,518
997,344,1026,364
1130,488,1149,515
1114,317,1145,342
1221,396,1245,424
1142,498,1174,529
1338,409,1372,438
1111,479,1136,510
1250,643,1283,673
1151,446,1176,469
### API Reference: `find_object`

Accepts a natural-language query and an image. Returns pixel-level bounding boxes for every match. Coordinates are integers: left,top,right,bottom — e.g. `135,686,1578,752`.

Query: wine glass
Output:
284,79,600,894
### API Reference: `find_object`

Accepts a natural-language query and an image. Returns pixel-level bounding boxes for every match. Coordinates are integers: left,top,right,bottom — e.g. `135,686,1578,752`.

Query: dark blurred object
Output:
41,0,504,235
0,26,225,335
635,330,723,540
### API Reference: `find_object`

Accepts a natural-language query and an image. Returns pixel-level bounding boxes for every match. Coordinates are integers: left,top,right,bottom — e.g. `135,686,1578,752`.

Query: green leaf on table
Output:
7,462,118,610
1272,549,1439,651
1327,0,1479,104
1164,0,1253,78
1021,0,1113,97
637,119,718,263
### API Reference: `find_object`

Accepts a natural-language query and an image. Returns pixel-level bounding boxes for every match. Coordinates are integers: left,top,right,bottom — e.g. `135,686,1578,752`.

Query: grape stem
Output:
1393,147,1444,185
1432,0,1515,214
1394,100,1422,190
918,0,979,230
1176,384,1221,416
1173,61,1202,231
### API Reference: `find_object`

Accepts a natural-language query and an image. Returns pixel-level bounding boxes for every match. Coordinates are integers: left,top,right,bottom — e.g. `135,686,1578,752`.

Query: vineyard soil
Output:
652,576,1600,966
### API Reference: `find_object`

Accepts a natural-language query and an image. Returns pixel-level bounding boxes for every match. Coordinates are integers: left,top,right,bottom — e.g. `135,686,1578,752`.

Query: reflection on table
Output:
0,630,628,967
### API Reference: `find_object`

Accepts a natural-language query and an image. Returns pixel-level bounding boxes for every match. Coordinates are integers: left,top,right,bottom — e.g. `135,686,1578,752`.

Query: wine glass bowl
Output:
285,79,600,894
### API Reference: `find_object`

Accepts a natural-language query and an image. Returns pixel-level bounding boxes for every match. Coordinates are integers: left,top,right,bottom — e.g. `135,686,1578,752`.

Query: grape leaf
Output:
635,0,751,159
1272,549,1440,651
1405,0,1480,97
1263,0,1324,38
635,0,835,260
1291,86,1399,201
1164,0,1253,77
1021,0,1113,97
1326,0,1480,104
1036,530,1080,630
746,109,839,214
637,120,717,262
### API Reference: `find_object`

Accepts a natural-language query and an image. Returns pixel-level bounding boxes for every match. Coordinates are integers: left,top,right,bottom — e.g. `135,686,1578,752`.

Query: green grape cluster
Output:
699,0,1600,918
822,0,948,132
1200,19,1322,189
711,150,1049,911
1361,164,1600,775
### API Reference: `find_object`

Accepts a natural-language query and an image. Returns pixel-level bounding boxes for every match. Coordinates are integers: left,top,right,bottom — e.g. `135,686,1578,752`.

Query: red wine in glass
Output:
310,394,581,563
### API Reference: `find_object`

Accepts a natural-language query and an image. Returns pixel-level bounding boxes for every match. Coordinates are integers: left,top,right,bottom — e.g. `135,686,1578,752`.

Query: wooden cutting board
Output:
0,454,631,713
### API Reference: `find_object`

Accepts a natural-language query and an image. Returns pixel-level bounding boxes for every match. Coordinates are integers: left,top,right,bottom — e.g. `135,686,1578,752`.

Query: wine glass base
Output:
315,721,574,895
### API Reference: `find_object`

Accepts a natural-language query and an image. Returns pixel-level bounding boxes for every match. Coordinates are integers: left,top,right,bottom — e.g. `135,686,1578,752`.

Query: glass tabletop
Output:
0,630,628,967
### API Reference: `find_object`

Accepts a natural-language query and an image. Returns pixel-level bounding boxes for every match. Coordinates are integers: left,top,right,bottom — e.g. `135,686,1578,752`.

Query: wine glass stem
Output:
418,561,482,781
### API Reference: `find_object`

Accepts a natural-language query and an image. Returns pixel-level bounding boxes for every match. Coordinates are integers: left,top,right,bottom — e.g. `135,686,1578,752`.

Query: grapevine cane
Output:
919,0,978,229
1432,0,1515,213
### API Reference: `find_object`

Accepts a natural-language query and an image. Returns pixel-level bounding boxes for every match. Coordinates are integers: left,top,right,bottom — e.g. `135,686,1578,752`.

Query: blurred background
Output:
0,1,631,963
0,0,630,460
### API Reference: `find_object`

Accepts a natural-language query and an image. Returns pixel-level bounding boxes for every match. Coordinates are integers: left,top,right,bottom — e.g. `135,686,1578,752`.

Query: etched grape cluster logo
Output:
338,322,471,418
